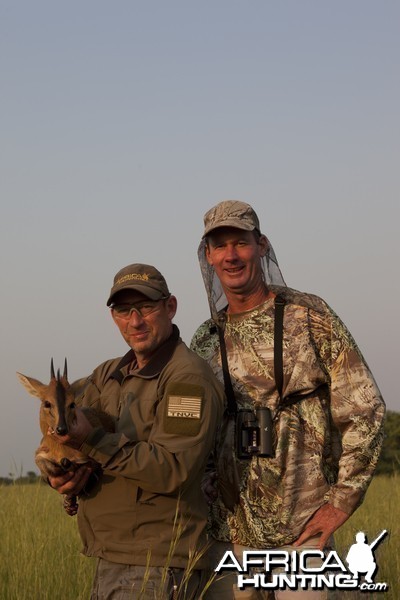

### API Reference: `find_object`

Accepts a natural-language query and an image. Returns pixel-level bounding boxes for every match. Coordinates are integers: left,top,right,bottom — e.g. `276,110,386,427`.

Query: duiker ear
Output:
16,372,46,399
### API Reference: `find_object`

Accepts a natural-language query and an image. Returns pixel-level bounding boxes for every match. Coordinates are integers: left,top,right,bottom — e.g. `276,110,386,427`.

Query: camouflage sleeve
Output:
309,303,385,514
190,319,220,361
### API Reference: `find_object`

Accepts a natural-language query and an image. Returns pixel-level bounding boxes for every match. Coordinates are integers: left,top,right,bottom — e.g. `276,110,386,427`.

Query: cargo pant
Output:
90,558,205,600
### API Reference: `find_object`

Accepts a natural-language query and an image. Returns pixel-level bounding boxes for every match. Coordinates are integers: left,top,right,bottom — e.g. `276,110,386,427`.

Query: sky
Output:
1,1,399,478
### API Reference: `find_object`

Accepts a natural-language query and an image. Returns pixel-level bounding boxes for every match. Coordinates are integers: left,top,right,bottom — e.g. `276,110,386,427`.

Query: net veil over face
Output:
198,233,286,323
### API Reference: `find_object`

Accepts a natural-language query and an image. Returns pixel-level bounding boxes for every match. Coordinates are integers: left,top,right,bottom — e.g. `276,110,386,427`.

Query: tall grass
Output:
0,482,95,600
0,475,398,599
335,473,399,599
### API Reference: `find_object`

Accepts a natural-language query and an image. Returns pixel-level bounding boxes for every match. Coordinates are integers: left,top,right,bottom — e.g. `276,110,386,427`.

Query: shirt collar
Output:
110,324,181,383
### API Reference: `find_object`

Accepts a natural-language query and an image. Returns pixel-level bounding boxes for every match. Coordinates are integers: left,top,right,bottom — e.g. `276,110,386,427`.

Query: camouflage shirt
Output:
190,286,385,547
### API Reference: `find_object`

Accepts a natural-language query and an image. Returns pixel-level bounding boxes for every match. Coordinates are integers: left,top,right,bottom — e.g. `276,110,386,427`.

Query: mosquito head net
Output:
198,200,286,322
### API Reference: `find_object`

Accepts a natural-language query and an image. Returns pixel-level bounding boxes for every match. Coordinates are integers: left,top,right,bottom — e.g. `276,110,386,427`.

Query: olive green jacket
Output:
77,325,225,567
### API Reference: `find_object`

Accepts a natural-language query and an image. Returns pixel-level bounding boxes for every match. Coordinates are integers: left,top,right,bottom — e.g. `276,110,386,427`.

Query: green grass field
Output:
0,482,95,600
333,474,398,599
0,475,398,599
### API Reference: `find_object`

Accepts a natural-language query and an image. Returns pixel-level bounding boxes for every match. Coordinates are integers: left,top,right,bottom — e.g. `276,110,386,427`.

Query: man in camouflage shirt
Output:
190,200,385,599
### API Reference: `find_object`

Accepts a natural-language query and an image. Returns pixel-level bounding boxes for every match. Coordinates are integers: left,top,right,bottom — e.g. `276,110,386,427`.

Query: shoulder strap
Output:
217,324,238,416
216,294,286,414
274,295,285,401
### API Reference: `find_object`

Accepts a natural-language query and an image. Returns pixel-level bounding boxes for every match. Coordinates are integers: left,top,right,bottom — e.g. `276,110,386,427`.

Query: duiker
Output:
17,359,114,515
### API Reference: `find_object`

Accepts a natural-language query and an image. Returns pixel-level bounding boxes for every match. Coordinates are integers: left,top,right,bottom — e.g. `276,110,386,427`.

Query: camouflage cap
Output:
203,200,260,237
107,263,170,306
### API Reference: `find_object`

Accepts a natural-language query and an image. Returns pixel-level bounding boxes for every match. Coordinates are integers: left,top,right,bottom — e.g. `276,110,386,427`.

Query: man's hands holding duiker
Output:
48,465,93,496
47,407,94,495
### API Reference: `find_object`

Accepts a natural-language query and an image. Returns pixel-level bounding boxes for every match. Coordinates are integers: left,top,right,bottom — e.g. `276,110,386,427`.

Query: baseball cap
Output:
107,263,170,306
203,200,260,237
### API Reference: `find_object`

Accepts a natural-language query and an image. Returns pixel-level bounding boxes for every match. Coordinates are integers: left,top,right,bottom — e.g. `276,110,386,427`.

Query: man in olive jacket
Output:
49,263,225,599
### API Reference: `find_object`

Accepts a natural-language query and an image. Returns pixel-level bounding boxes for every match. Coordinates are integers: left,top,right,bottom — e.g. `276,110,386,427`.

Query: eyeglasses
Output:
111,297,169,320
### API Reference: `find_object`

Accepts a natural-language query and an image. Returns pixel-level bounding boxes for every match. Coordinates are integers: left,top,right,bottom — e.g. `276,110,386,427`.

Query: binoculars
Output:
236,407,274,458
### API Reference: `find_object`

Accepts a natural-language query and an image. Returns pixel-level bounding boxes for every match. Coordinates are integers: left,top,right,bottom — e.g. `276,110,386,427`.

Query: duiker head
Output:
17,359,77,436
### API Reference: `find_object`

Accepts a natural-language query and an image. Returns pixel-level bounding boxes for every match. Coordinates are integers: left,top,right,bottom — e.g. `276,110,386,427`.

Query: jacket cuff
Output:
326,487,361,515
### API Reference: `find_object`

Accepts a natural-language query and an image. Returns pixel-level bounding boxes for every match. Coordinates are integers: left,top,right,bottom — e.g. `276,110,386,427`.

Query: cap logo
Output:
116,273,150,286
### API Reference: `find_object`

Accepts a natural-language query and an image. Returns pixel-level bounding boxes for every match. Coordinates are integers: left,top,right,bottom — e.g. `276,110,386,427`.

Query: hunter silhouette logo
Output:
346,530,388,585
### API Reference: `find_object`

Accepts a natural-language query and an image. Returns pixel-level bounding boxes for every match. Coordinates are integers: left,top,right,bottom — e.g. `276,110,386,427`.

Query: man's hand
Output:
294,503,349,550
51,407,93,449
48,465,93,496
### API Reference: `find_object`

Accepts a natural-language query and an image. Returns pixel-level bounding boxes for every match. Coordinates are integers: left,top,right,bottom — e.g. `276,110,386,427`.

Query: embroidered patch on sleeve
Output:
164,382,204,436
167,395,201,419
